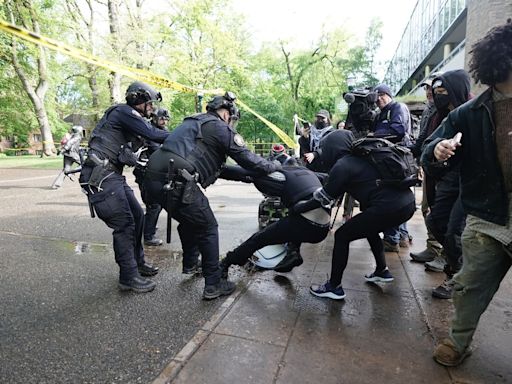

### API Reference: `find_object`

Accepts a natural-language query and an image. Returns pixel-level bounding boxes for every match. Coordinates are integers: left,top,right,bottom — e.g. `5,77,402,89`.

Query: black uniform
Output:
220,165,330,270
79,104,169,283
133,121,165,243
295,154,416,288
144,111,279,285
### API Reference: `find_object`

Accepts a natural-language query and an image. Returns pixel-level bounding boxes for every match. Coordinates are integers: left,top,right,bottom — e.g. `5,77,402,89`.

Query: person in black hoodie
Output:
292,136,416,300
422,70,471,300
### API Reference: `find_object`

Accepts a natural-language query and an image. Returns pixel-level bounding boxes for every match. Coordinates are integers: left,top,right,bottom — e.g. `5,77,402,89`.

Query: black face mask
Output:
316,121,327,129
434,93,450,111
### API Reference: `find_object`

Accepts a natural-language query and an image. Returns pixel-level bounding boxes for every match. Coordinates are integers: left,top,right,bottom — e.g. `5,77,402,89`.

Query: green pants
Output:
450,227,512,351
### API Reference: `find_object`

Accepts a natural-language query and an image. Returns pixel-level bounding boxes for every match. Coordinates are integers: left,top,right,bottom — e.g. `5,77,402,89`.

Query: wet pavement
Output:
1,169,511,383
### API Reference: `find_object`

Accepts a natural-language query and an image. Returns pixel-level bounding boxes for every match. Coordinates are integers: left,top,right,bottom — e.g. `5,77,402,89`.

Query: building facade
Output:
384,0,512,96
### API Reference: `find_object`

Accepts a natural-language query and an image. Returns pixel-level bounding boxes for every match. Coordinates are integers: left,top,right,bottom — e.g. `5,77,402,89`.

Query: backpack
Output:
351,137,418,189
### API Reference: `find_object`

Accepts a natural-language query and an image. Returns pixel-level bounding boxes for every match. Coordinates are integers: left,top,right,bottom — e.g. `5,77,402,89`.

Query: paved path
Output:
1,169,511,383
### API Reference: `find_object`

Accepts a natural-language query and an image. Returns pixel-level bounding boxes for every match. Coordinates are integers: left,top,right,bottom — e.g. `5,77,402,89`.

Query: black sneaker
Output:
364,267,394,283
309,280,346,300
274,250,303,273
138,263,159,277
144,237,163,246
118,276,156,293
202,279,236,300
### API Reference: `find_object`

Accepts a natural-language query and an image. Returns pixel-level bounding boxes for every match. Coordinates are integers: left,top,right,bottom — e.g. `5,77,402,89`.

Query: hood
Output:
433,69,471,108
319,129,355,171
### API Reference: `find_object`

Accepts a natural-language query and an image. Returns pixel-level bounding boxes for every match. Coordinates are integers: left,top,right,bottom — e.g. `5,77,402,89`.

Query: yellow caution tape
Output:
237,100,296,148
0,18,297,148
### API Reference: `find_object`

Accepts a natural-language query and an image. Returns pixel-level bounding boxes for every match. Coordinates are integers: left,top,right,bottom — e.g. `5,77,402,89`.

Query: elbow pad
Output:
312,187,334,208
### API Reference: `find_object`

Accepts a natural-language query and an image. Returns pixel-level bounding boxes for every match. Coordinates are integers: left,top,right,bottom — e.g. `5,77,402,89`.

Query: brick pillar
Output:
465,0,512,93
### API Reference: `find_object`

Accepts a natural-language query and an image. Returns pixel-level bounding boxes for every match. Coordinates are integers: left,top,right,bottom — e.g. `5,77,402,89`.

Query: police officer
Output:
133,108,171,247
79,81,169,293
219,164,331,276
144,92,280,299
51,125,84,189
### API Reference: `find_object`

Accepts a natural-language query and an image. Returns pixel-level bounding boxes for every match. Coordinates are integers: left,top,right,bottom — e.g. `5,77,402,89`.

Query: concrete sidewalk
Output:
154,211,512,384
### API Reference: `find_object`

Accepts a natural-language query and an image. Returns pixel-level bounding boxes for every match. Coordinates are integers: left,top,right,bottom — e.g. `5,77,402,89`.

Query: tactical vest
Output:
161,113,225,188
88,106,137,164
281,167,322,206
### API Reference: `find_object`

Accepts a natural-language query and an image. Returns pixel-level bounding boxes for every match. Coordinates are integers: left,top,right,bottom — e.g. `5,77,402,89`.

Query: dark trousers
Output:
134,168,162,240
225,214,329,266
80,166,145,281
330,203,415,287
426,193,465,276
145,179,220,285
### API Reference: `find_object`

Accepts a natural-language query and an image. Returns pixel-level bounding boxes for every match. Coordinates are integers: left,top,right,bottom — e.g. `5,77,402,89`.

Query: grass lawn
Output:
0,155,63,170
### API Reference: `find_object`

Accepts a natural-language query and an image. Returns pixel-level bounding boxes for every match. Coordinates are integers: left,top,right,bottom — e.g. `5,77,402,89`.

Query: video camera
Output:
343,88,378,138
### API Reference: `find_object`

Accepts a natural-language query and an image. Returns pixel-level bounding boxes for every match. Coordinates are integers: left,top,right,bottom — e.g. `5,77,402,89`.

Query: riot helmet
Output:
206,91,238,119
125,81,162,118
152,108,170,129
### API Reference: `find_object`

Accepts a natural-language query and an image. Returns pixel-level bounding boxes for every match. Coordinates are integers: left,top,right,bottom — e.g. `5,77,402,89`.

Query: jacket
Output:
422,88,509,225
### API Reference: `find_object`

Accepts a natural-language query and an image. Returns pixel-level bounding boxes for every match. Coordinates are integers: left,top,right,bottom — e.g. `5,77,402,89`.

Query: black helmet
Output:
206,91,238,116
154,108,170,119
125,81,162,106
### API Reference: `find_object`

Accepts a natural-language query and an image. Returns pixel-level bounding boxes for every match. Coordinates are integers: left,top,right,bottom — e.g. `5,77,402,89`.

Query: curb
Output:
151,284,247,384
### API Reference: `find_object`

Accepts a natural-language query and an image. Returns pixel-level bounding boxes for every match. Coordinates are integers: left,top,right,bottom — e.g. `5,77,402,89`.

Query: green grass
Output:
0,155,64,169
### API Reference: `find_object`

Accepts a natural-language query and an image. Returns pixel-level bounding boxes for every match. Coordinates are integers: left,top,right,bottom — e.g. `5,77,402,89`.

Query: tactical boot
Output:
410,248,436,263
144,237,163,246
182,260,202,275
118,276,156,293
274,250,303,273
203,279,236,300
138,262,159,277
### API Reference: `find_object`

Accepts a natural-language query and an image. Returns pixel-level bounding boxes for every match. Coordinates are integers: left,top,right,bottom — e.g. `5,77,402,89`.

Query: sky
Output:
231,0,418,80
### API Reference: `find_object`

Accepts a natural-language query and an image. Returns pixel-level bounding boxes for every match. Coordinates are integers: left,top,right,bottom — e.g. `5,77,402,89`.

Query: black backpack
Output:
351,137,419,189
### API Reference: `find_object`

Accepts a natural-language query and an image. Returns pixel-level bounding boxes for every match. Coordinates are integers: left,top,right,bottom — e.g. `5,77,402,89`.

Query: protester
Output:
422,19,512,366
51,125,83,189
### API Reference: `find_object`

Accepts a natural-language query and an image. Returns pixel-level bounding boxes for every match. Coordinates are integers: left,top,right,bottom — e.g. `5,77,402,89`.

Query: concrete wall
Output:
465,0,512,93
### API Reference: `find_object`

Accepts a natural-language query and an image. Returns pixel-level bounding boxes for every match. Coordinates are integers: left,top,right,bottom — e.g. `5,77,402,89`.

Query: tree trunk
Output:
108,0,122,103
7,0,55,156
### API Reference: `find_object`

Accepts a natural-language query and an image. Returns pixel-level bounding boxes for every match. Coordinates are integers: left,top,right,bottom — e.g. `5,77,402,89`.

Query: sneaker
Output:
433,338,472,367
425,254,446,273
118,276,156,293
144,237,163,246
383,240,399,252
274,250,303,273
410,248,436,263
364,267,394,283
309,280,346,300
203,279,236,300
432,278,454,299
138,262,159,277
182,261,202,275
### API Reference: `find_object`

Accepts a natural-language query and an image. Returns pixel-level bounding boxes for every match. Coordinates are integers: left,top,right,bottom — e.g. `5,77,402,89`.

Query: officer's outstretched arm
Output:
226,132,280,175
219,165,257,183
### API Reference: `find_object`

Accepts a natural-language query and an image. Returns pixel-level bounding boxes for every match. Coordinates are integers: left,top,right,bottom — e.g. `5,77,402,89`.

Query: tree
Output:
3,0,56,156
